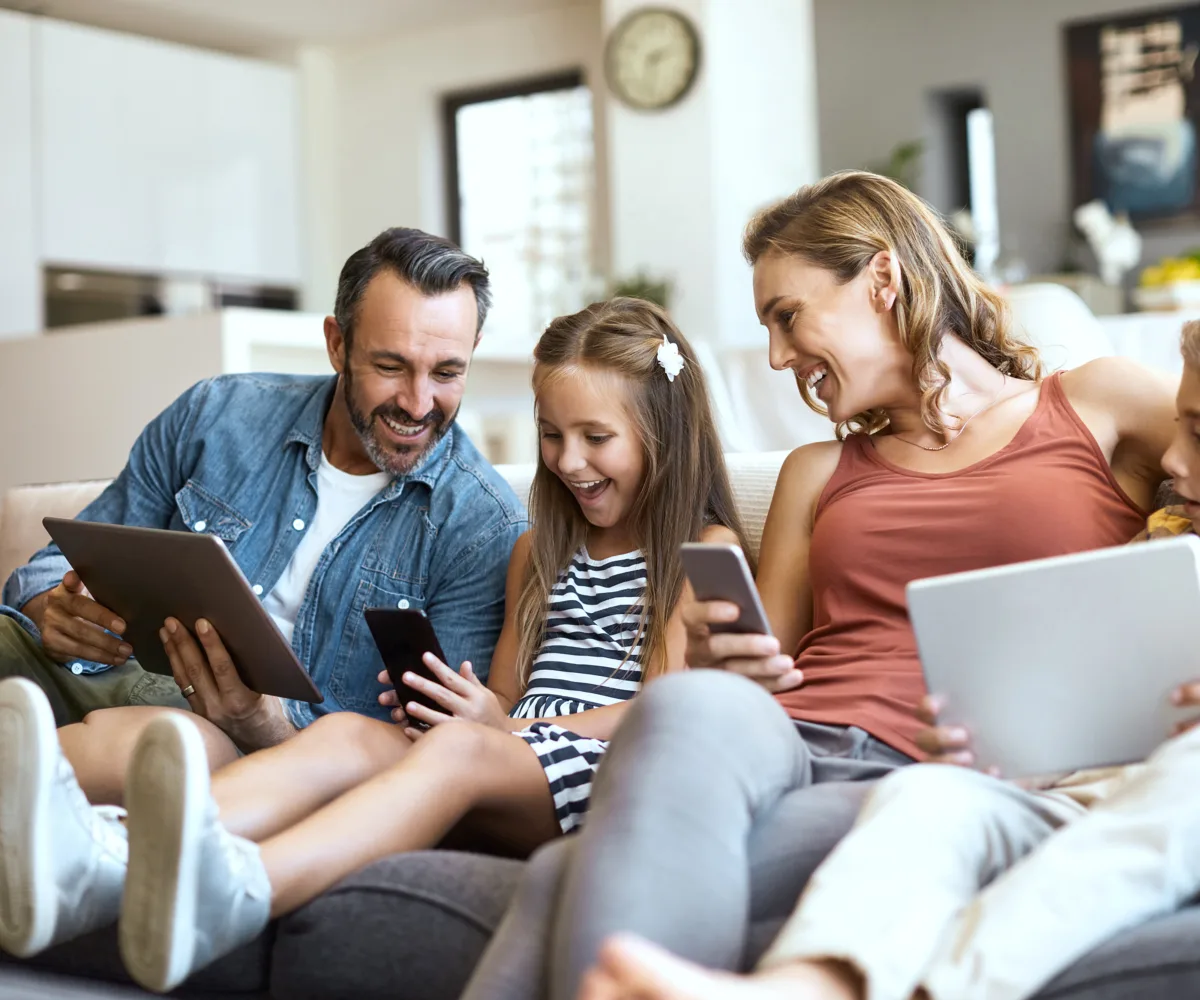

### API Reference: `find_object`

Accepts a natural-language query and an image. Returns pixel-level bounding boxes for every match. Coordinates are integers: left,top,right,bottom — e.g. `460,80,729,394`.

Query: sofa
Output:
1,456,1199,999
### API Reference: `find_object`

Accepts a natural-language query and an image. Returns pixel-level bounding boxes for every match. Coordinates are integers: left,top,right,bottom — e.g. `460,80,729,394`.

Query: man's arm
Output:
3,382,207,665
423,512,527,684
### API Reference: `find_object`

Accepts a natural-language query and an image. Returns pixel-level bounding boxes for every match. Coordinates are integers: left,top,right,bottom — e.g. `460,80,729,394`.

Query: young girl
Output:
0,298,747,993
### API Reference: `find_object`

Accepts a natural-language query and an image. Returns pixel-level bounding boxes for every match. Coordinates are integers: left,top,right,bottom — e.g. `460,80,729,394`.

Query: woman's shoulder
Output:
778,439,845,494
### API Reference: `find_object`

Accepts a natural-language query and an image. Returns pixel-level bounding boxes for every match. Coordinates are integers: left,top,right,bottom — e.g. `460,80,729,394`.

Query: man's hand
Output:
159,617,294,750
26,571,133,666
914,694,977,766
377,654,509,740
682,597,801,693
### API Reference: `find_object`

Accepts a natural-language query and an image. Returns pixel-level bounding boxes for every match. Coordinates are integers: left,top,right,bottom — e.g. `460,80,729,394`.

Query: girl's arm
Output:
520,523,742,741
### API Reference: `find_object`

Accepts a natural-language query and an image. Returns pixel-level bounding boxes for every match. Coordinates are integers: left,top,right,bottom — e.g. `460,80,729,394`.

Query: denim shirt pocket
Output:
329,576,427,717
174,481,253,544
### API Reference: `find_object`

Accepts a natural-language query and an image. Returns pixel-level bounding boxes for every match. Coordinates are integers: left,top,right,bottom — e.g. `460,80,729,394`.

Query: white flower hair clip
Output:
656,334,685,382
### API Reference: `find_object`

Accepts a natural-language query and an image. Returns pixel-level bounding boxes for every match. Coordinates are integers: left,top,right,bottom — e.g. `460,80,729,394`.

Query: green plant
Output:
868,140,925,190
609,271,672,309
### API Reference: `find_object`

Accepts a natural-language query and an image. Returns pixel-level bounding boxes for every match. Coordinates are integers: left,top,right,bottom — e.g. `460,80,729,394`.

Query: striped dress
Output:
510,547,648,833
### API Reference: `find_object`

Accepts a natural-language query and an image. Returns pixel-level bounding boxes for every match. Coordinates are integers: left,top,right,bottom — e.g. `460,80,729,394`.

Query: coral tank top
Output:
776,372,1147,759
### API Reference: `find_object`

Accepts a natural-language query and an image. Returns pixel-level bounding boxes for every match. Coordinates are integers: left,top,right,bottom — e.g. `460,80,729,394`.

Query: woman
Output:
460,171,1178,1000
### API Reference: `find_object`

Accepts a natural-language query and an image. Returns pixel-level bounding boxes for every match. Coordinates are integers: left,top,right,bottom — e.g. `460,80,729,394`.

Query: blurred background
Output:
0,0,1196,496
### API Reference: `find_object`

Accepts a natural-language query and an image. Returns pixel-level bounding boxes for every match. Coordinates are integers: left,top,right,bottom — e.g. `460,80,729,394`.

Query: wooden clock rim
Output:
604,5,702,112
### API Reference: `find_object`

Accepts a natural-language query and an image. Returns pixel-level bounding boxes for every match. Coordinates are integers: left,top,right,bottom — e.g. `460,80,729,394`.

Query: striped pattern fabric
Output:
511,548,647,833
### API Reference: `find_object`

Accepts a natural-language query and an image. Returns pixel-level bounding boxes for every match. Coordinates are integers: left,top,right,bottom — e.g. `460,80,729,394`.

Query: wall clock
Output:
605,7,701,111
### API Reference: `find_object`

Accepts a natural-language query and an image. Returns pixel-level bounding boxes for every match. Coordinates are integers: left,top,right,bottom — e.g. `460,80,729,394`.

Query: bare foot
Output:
577,934,861,1000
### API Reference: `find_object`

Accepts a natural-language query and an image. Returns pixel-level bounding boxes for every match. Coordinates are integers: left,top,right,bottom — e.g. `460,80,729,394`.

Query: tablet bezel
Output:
43,517,323,703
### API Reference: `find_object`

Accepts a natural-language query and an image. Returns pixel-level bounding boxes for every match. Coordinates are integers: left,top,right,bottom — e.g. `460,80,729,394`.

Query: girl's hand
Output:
682,596,801,693
398,653,511,738
914,693,978,767
1171,681,1200,735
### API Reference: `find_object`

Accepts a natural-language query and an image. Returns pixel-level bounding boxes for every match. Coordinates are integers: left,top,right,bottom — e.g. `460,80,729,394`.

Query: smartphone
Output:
680,542,773,635
363,608,448,721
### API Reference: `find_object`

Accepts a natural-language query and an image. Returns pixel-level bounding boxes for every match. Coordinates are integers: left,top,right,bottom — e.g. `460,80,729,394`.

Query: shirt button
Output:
193,520,207,532
252,584,264,596
71,662,84,675
397,598,410,609
292,518,305,531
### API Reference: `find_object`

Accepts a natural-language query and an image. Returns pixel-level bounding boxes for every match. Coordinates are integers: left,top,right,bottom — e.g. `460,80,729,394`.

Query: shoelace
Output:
57,753,128,861
206,803,268,900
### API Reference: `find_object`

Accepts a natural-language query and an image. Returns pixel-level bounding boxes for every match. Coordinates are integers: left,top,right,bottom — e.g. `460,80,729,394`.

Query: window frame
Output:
442,69,587,246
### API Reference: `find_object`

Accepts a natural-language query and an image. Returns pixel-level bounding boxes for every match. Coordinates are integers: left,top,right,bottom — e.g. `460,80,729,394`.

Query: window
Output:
445,72,596,343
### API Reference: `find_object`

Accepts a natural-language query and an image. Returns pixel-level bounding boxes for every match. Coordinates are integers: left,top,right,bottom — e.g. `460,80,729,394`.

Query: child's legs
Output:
923,727,1200,1000
259,723,560,917
211,711,411,841
758,765,1083,1000
60,706,238,806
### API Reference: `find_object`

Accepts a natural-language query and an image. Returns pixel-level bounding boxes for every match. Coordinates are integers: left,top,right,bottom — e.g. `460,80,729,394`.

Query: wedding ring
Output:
179,684,196,698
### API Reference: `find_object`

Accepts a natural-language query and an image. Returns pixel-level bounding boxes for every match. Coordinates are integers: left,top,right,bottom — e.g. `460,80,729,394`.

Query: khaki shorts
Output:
0,616,188,726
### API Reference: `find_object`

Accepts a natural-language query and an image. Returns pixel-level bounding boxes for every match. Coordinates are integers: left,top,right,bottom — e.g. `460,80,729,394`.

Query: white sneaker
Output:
0,677,127,957
120,713,271,994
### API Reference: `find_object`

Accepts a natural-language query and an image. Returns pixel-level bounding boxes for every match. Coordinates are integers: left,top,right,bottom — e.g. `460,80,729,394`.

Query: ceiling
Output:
0,0,577,55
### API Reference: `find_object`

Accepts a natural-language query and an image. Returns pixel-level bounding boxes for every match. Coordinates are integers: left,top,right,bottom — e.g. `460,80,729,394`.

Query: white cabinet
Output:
37,20,300,286
0,9,38,338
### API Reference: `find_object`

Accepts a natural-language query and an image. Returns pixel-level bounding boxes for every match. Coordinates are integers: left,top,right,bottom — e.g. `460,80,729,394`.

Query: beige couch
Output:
4,455,1200,1000
0,454,787,592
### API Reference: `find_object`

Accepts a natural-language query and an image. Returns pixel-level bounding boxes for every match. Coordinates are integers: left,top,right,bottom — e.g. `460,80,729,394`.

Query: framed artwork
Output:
1066,4,1200,220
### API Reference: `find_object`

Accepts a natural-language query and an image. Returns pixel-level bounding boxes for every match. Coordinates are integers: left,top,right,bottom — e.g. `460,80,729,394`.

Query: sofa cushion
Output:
271,850,525,1000
2,921,271,996
0,481,109,587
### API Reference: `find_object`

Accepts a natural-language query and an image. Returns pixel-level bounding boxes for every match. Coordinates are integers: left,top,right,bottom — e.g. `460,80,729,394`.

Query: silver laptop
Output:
907,535,1200,777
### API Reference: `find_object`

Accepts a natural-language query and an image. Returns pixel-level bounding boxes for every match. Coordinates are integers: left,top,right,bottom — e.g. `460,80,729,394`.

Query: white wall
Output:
0,315,226,495
0,9,39,338
38,19,301,285
299,1,606,317
813,0,1200,276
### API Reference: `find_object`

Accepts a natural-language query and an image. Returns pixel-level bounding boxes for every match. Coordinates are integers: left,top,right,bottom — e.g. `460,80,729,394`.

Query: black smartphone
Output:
363,608,448,721
680,542,774,635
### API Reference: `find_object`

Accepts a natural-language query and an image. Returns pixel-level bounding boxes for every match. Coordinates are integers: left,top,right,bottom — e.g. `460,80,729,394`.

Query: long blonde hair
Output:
743,171,1042,438
514,297,750,684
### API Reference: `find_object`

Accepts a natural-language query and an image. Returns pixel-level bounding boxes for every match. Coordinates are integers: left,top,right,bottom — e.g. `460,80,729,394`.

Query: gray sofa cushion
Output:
271,850,525,1000
1,922,271,996
4,851,1199,1000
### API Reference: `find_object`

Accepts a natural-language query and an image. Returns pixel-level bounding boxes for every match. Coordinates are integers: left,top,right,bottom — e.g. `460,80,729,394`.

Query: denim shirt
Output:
1,374,527,729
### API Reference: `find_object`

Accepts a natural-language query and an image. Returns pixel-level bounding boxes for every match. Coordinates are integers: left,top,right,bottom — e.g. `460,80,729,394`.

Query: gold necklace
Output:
890,380,1007,453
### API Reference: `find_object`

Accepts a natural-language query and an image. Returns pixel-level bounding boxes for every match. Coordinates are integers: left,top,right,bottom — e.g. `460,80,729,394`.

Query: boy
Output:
579,321,1200,1000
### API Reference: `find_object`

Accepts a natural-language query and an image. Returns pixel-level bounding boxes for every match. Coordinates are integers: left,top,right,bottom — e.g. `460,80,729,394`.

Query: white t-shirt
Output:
263,453,391,644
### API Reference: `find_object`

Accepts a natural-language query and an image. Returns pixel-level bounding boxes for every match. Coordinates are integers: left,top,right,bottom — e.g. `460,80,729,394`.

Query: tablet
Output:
43,518,323,703
907,535,1200,777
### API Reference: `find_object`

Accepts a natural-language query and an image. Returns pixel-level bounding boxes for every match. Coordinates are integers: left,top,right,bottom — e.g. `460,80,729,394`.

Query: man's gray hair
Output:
334,227,491,346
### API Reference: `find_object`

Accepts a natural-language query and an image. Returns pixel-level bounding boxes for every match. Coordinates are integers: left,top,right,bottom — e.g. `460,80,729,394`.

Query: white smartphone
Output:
680,542,773,636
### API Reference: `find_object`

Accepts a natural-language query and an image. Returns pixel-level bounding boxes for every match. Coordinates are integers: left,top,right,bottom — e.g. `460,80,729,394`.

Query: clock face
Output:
605,8,701,111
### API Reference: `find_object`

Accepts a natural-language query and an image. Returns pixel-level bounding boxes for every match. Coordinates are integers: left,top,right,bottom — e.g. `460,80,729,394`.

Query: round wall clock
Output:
605,7,701,111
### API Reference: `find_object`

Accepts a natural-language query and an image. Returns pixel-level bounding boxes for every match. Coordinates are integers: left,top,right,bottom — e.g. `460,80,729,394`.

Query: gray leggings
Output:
462,669,912,1000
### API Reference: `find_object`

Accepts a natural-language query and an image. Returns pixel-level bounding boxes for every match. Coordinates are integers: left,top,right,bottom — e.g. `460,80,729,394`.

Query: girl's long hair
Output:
513,297,750,684
743,171,1043,438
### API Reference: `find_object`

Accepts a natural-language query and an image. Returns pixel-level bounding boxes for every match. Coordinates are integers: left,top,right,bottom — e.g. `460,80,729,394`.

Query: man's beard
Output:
343,369,455,476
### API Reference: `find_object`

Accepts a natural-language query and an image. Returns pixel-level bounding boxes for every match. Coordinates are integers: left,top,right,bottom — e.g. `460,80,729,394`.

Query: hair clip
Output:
656,335,685,382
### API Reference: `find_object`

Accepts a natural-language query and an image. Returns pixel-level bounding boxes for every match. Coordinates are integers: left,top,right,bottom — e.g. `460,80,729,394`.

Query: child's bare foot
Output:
577,934,861,1000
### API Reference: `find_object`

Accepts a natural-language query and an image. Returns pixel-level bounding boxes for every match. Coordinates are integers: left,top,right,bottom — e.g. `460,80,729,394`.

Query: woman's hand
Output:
682,596,802,693
1171,681,1200,735
914,693,977,766
395,653,510,738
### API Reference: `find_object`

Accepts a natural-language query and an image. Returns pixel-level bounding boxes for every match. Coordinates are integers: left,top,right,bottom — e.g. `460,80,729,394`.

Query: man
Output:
0,227,526,795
